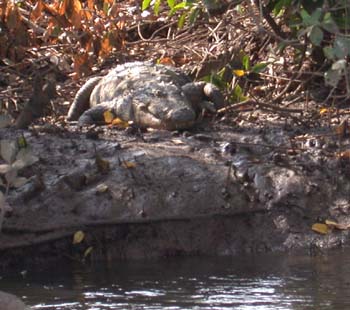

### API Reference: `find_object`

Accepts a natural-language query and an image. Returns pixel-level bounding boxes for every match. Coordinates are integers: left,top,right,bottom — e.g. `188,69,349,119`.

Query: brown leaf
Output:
312,223,330,235
59,0,82,28
111,117,129,128
99,36,112,59
103,110,115,124
159,57,176,66
122,160,136,169
337,150,350,159
73,53,91,79
95,153,110,174
31,0,45,21
334,120,348,138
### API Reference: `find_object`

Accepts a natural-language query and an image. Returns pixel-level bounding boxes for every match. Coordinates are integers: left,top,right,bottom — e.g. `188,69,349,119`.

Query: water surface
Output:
1,249,350,309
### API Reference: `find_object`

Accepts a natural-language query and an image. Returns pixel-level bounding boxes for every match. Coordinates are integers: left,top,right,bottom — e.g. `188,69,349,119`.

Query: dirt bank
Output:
1,115,350,271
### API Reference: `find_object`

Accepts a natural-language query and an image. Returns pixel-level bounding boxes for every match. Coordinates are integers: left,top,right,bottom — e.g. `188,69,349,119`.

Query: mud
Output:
1,115,350,271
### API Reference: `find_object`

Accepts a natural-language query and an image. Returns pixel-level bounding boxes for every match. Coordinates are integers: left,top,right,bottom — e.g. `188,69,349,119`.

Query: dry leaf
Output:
158,57,175,66
95,153,110,173
325,219,350,230
0,115,12,128
337,150,350,159
334,120,348,138
319,108,328,115
96,183,109,193
171,139,185,145
111,117,129,128
83,246,93,258
0,139,18,164
0,164,12,174
103,110,115,124
73,230,85,244
12,176,28,188
122,160,136,169
312,223,330,235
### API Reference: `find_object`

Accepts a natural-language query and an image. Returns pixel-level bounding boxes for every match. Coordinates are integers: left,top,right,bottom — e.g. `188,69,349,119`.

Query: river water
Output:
1,249,350,310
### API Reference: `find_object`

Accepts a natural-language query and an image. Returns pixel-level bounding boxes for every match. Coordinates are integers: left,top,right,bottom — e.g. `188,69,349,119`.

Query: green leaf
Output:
272,0,291,16
252,62,268,73
167,0,175,9
323,46,335,60
142,0,152,11
242,55,250,71
154,0,161,15
300,9,312,26
334,36,350,58
310,8,322,24
178,12,186,28
324,68,342,87
169,1,187,15
308,25,323,46
321,12,339,34
189,7,200,24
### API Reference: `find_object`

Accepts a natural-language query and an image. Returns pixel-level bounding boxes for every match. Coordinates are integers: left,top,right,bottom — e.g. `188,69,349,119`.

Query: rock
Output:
0,291,28,310
67,62,225,130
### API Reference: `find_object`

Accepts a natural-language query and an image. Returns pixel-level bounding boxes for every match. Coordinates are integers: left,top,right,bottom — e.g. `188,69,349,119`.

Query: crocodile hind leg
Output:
67,76,102,121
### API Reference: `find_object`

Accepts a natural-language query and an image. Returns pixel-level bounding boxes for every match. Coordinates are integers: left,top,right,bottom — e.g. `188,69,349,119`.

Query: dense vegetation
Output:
0,0,349,118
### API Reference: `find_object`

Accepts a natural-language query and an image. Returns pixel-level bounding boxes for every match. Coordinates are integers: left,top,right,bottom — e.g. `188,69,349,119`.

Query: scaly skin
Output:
67,62,224,130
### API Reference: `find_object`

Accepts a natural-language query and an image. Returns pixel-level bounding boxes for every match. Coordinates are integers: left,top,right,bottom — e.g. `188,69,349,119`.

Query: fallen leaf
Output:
319,108,328,115
325,219,350,230
17,135,27,148
5,169,18,186
0,164,12,174
334,120,348,138
171,139,185,145
103,110,115,124
0,139,18,164
12,177,28,188
233,69,245,77
158,57,175,66
83,246,93,258
95,153,110,173
96,183,109,193
73,230,85,244
111,117,129,128
122,160,136,169
337,150,350,159
0,115,12,128
312,223,330,235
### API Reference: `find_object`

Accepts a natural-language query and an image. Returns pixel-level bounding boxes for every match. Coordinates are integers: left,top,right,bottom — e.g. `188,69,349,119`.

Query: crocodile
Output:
67,62,225,130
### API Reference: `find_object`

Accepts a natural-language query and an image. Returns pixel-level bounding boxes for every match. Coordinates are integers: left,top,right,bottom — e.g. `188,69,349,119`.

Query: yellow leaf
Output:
312,223,329,235
103,110,115,124
111,117,129,128
122,160,136,169
233,70,245,77
17,134,27,148
319,108,328,115
73,230,85,244
83,246,93,258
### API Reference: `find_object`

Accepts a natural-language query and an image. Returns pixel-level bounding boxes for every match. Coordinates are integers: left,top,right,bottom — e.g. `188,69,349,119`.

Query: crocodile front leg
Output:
78,103,111,125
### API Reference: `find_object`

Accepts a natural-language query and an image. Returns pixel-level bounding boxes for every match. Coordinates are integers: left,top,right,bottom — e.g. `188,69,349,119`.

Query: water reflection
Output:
1,249,350,310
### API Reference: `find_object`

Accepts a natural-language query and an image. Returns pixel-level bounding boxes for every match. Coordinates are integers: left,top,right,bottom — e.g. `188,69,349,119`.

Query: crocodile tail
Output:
67,76,102,121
